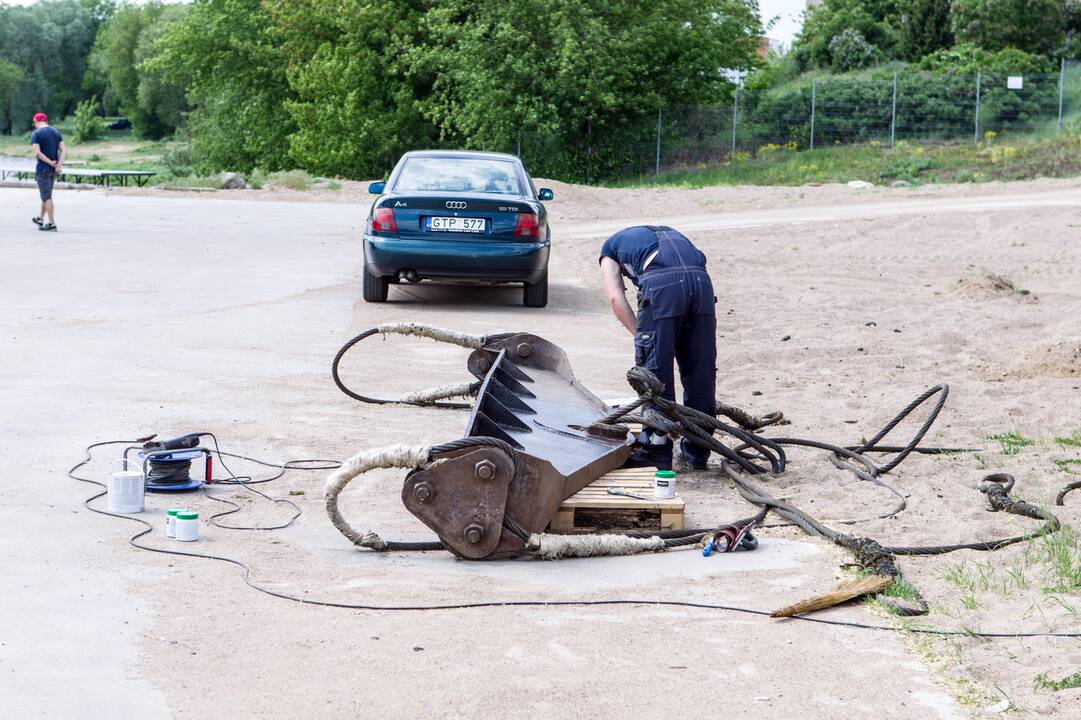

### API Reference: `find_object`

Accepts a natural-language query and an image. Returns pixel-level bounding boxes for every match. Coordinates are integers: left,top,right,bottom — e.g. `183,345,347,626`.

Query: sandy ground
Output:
2,178,1080,719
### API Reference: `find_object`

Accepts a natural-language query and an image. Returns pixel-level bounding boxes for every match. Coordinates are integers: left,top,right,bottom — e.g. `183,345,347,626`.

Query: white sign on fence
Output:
1007,76,1024,90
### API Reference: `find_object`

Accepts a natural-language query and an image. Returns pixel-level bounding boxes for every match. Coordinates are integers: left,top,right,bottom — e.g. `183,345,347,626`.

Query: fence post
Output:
890,72,898,147
655,108,662,175
731,87,739,156
810,76,817,150
974,70,981,145
1059,58,1067,131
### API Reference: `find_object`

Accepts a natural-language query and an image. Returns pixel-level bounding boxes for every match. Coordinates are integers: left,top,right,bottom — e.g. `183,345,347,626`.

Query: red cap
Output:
33,112,47,123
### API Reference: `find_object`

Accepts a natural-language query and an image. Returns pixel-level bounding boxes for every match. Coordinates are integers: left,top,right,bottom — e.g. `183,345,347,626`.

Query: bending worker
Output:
600,225,717,470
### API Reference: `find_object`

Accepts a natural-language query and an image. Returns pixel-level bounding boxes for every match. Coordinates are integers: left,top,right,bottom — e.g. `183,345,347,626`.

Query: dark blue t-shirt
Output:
30,126,62,174
599,226,660,287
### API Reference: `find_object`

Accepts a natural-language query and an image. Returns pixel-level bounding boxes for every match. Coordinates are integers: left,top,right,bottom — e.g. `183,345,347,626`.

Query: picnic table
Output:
0,161,155,187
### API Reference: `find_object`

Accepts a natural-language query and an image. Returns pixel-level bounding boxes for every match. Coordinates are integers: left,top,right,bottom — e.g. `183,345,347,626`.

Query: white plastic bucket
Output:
107,458,145,513
175,511,200,542
653,470,676,499
166,508,185,537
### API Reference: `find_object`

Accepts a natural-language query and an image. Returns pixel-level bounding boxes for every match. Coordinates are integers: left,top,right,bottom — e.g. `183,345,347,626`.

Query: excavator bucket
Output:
401,333,633,558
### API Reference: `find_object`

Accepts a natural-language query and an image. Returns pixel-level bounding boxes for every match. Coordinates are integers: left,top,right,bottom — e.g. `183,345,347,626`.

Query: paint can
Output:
166,508,185,538
174,511,200,542
106,458,145,514
653,469,676,498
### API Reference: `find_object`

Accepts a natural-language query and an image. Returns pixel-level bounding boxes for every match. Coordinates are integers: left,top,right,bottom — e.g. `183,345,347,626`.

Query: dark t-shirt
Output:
30,126,62,174
598,226,660,287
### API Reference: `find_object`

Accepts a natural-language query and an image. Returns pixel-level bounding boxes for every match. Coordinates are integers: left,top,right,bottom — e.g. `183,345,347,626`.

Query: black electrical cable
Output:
70,439,1081,639
200,433,332,531
145,456,196,487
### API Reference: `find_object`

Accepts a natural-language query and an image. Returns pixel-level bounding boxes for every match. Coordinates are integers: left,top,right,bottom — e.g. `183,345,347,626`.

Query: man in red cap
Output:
30,112,65,232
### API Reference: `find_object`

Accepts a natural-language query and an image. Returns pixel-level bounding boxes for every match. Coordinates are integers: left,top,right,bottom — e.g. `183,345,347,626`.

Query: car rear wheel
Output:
523,271,548,308
363,266,389,302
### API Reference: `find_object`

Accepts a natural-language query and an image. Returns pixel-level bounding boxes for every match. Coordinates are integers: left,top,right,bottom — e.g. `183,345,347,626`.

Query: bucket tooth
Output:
489,378,536,414
494,367,535,398
474,413,524,449
480,394,532,432
499,360,534,383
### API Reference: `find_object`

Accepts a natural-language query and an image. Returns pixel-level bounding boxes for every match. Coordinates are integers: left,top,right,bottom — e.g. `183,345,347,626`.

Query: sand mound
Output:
952,271,1038,302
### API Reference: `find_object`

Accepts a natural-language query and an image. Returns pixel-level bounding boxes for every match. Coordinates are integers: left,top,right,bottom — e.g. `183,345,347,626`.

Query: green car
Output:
363,150,554,307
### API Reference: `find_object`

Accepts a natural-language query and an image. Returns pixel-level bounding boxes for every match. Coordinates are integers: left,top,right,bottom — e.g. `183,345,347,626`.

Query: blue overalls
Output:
633,227,718,466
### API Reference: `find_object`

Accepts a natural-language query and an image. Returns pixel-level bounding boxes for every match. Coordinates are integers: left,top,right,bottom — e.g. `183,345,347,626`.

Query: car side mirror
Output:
538,187,554,201
368,181,386,195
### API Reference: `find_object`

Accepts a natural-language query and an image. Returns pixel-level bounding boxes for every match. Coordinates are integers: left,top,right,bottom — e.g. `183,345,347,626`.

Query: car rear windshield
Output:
394,157,523,195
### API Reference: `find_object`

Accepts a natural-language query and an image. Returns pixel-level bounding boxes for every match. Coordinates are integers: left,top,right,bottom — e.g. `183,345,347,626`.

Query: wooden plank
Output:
549,464,686,532
549,508,575,532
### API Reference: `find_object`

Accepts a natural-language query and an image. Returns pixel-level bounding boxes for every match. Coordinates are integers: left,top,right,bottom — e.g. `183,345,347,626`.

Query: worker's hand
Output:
54,163,62,173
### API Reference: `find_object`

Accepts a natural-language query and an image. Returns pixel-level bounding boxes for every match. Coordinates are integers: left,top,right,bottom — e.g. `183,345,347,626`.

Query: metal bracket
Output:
402,447,514,559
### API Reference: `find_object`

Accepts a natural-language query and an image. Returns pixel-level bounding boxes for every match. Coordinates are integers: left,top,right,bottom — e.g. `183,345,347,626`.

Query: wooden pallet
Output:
548,467,685,533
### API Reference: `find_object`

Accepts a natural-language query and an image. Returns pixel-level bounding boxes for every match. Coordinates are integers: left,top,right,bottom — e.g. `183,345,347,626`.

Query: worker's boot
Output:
676,439,709,471
622,431,673,471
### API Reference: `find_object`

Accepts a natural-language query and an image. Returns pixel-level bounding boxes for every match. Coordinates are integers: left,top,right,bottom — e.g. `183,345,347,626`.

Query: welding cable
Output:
69,439,1081,639
1057,479,1081,506
200,433,341,531
330,323,517,409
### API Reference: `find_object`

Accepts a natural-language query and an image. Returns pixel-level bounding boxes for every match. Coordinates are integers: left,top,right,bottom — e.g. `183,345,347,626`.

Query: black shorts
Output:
36,171,56,201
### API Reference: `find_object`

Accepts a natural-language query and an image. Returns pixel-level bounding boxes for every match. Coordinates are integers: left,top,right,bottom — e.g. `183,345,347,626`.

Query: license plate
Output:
426,216,486,233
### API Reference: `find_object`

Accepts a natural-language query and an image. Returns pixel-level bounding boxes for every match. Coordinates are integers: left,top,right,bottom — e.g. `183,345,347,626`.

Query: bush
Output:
72,97,106,142
739,66,1059,148
247,167,268,190
917,44,1053,75
828,29,880,72
163,142,193,177
264,169,312,191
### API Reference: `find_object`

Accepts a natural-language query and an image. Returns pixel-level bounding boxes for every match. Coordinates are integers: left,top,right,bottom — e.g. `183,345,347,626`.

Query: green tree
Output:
791,0,901,71
151,0,295,172
0,0,101,126
88,2,187,139
72,94,106,141
950,0,1066,57
272,0,434,177
897,0,953,61
0,59,24,134
410,0,762,180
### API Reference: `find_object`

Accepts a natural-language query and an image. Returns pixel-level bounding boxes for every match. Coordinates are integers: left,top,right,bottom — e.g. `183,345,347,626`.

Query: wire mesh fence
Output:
498,61,1081,182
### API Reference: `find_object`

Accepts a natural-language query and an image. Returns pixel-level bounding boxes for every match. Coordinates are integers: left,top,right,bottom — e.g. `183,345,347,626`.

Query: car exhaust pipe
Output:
399,269,421,284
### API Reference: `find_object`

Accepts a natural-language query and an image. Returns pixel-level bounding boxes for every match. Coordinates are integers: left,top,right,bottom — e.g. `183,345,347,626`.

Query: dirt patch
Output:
983,339,1081,379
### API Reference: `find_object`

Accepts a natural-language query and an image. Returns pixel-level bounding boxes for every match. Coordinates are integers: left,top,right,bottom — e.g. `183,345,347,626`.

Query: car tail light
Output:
371,207,397,233
514,213,540,238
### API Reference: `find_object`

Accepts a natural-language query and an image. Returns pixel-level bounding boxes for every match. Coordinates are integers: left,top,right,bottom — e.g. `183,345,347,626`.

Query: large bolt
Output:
464,524,485,544
516,343,532,358
413,483,433,503
476,357,491,372
474,460,496,480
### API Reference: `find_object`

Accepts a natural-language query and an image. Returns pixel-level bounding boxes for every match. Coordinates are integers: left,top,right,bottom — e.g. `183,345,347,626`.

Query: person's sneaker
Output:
32,216,43,226
39,223,57,232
